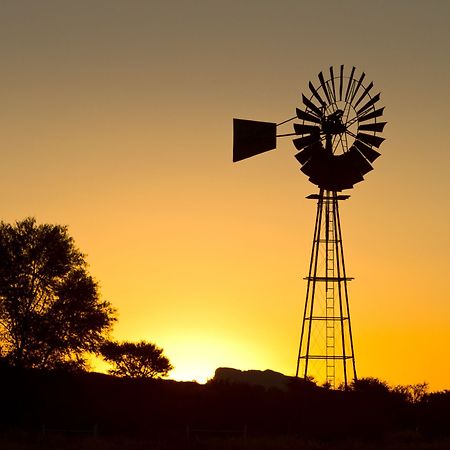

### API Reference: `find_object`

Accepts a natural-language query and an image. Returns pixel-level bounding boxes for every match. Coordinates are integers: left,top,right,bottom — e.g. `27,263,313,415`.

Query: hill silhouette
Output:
214,367,291,391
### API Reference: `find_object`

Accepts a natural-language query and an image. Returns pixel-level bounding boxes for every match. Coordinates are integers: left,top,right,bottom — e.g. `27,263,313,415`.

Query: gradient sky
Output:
1,0,450,389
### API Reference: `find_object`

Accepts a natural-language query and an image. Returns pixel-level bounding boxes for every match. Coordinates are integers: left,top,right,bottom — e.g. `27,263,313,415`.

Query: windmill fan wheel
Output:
293,65,386,191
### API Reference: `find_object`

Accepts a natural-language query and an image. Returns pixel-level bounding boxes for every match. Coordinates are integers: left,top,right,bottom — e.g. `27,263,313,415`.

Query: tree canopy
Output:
100,340,173,379
0,217,116,370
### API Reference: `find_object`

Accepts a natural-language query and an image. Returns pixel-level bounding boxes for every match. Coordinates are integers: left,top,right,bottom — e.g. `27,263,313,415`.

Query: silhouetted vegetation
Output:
0,218,116,370
100,340,173,378
1,365,450,449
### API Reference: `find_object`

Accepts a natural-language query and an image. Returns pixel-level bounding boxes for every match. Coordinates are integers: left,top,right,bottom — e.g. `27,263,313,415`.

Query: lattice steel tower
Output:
232,65,386,388
296,190,355,388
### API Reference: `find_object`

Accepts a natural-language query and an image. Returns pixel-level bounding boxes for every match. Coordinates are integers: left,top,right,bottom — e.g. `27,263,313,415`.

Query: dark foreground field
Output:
1,367,450,449
1,432,450,450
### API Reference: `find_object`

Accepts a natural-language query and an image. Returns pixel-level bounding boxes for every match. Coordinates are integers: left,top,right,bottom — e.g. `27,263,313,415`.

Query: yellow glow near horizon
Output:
164,335,249,384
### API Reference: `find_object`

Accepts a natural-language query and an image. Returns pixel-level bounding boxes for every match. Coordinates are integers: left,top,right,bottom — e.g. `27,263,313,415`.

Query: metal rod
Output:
303,188,324,378
296,189,323,377
303,276,354,281
299,355,353,360
276,116,297,126
276,132,299,137
306,316,350,321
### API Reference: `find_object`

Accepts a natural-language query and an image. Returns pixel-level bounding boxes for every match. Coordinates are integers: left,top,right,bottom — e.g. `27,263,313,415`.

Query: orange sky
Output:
1,1,450,389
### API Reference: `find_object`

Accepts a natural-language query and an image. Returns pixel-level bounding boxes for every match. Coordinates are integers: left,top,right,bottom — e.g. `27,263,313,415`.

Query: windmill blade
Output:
309,81,326,107
335,175,363,190
301,154,328,179
356,132,385,148
335,155,365,186
232,118,277,162
339,65,344,100
349,72,365,104
351,172,365,183
309,174,330,188
347,146,373,176
330,67,336,101
300,160,316,178
303,148,332,179
294,123,321,135
295,146,315,165
296,108,321,124
354,140,381,162
359,122,387,132
302,94,323,117
293,133,321,151
292,134,320,150
353,82,373,109
344,66,356,101
358,107,385,122
294,142,322,165
356,93,381,116
318,71,332,103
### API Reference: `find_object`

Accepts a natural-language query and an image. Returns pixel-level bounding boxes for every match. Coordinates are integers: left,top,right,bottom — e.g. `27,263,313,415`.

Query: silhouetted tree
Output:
350,376,391,394
100,340,173,378
393,382,428,403
0,218,116,370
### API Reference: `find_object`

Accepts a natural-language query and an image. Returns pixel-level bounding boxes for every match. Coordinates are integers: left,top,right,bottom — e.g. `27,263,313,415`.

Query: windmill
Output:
232,65,386,388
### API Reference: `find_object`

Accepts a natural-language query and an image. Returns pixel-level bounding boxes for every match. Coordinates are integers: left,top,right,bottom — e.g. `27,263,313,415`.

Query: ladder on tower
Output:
325,199,335,387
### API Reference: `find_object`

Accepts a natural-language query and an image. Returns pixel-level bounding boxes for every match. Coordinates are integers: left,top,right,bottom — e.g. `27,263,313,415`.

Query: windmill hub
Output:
322,109,347,154
322,109,346,135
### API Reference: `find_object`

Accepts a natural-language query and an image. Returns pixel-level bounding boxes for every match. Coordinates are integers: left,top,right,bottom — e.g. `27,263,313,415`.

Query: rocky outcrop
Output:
213,367,292,391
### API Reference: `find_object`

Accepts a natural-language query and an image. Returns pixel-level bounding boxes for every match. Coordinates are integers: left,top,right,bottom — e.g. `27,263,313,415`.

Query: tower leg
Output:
296,189,324,378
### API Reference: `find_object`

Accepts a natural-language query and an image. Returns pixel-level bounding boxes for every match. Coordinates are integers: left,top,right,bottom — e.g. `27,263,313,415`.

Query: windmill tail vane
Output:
232,65,386,388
